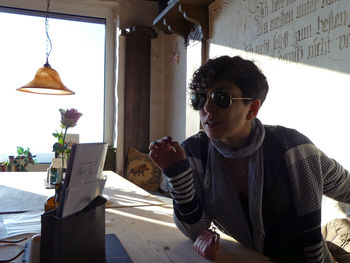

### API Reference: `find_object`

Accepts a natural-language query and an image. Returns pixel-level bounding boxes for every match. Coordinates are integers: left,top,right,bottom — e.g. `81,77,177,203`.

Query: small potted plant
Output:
6,146,38,172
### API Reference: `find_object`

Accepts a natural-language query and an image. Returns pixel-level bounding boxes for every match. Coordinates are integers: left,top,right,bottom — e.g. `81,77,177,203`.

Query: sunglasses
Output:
190,90,252,110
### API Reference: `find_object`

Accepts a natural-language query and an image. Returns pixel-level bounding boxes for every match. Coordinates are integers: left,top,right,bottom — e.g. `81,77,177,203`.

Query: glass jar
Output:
44,181,63,212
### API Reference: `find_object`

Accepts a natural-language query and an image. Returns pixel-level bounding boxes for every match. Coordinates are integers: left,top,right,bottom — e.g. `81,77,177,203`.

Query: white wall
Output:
150,33,188,144
163,35,188,143
150,36,202,147
209,0,350,170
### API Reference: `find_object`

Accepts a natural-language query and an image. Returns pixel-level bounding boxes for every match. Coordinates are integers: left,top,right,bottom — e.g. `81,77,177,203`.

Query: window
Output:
0,7,106,163
186,40,201,138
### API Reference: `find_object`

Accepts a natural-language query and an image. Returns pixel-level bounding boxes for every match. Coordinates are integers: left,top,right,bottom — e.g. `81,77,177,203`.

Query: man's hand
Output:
149,136,186,170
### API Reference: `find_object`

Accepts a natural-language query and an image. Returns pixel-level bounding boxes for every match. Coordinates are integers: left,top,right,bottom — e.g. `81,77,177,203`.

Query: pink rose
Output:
59,108,82,128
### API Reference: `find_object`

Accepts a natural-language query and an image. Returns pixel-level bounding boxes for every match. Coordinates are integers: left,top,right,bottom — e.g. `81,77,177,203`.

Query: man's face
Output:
199,81,256,147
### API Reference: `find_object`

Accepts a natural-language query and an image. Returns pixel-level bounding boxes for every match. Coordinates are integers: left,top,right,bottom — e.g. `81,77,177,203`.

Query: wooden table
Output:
0,171,164,213
0,171,271,262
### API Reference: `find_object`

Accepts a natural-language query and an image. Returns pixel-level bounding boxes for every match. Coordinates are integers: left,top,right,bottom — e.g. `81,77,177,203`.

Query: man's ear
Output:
246,99,261,120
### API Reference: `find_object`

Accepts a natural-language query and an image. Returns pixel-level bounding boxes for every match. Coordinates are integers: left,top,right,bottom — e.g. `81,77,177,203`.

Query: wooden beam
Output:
178,4,209,39
153,0,215,43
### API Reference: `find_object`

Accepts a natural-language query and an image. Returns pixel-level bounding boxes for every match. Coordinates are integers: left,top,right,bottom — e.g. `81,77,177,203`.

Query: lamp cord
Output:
45,0,52,67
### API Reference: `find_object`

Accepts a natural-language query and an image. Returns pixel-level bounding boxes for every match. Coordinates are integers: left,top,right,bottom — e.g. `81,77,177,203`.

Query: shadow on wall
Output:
209,0,350,75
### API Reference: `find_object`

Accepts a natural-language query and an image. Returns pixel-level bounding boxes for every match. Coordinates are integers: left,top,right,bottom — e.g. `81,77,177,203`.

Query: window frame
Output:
0,1,116,166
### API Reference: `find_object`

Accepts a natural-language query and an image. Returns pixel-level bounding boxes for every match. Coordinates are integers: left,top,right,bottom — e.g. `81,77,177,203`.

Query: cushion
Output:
322,218,350,263
125,147,161,191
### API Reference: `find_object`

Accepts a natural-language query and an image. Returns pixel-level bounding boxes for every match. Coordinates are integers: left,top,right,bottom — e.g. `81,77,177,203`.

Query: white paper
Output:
61,178,106,218
68,143,108,187
57,143,108,218
0,211,42,239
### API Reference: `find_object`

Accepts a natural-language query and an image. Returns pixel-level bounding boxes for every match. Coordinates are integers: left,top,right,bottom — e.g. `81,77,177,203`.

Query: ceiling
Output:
0,0,160,29
56,0,160,28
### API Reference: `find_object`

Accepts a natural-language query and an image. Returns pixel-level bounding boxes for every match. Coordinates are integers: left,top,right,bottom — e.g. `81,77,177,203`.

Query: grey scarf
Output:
204,118,265,252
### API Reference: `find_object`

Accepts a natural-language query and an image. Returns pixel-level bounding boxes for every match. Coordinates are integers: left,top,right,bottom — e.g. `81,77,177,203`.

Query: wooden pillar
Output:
121,26,157,166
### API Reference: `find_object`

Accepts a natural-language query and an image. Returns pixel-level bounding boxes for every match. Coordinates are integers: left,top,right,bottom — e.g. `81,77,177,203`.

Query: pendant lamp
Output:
17,0,74,95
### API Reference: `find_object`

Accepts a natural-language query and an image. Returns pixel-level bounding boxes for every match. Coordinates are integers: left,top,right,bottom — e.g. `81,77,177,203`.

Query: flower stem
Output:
60,128,68,182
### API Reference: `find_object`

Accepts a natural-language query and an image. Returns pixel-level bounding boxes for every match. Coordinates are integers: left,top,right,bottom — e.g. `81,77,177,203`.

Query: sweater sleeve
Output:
285,142,350,204
321,152,350,202
162,142,211,240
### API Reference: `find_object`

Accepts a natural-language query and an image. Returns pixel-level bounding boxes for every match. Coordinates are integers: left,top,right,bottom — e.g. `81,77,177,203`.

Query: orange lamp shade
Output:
17,66,74,95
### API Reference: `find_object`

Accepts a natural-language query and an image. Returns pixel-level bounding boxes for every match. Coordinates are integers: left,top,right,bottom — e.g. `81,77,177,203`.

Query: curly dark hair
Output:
189,56,269,105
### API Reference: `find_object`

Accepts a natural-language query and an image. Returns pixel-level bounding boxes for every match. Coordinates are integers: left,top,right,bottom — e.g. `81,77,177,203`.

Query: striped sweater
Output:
162,125,350,263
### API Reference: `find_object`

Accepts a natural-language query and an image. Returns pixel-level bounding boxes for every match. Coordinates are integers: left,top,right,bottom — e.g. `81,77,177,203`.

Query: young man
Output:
149,56,350,262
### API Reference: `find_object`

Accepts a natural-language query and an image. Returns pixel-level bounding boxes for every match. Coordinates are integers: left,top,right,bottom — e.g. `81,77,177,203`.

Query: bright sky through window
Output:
0,10,105,162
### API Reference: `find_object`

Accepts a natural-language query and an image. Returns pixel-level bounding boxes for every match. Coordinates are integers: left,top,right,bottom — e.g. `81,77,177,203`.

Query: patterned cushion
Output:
322,218,350,262
125,147,161,191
